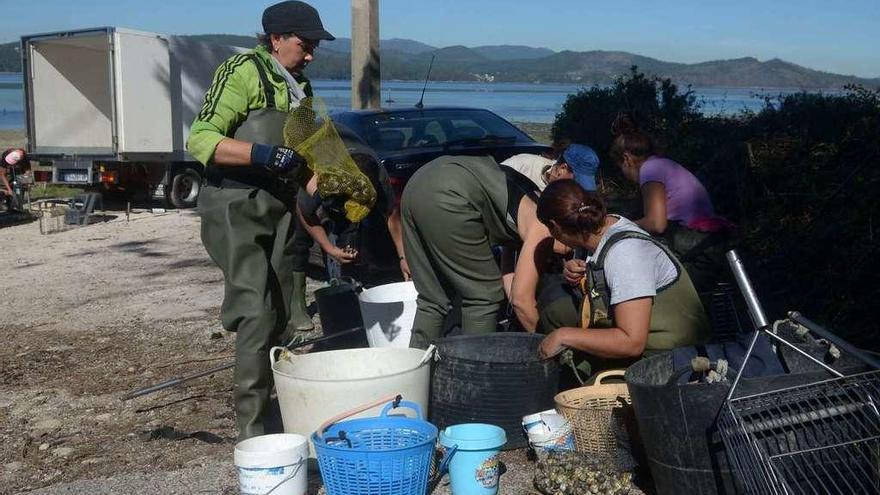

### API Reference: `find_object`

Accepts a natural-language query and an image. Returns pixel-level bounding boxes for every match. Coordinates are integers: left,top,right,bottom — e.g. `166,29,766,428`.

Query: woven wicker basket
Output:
553,369,632,460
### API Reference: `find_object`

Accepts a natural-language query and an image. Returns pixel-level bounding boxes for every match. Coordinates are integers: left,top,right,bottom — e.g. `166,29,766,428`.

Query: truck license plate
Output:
61,171,89,183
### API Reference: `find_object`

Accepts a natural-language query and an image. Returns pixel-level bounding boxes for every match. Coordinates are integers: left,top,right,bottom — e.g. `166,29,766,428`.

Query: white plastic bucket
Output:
523,411,575,453
234,433,308,495
358,281,418,348
270,346,431,457
522,409,556,432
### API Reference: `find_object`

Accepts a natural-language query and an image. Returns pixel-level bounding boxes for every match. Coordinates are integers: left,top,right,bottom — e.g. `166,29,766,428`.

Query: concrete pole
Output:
351,0,380,109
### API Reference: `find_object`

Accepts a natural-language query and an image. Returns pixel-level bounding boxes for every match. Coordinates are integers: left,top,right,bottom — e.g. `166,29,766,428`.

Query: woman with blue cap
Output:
556,144,601,191
501,142,600,192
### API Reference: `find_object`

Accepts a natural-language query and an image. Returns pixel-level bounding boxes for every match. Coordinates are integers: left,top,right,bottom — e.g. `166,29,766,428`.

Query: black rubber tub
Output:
430,333,559,450
625,335,868,495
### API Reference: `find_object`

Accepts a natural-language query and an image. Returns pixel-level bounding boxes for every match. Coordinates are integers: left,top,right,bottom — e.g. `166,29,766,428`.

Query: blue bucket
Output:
438,423,507,495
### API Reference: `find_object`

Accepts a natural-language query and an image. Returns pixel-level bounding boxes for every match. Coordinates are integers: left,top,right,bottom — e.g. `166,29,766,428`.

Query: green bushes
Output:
553,70,880,348
743,88,879,343
552,68,701,183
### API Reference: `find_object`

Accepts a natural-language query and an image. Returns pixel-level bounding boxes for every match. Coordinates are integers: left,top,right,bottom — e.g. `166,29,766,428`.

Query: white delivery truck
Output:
21,27,245,208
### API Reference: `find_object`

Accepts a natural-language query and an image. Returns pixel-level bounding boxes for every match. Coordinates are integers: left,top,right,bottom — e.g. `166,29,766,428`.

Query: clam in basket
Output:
553,369,635,464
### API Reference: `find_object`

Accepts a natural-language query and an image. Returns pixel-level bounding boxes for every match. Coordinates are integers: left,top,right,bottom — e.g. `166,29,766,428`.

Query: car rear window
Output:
358,109,531,152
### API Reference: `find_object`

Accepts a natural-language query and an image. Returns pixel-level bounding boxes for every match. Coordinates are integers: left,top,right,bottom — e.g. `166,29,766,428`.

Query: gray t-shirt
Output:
587,216,679,305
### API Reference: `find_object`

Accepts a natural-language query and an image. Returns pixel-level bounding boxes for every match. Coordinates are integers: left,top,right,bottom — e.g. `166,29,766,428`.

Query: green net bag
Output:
284,96,376,222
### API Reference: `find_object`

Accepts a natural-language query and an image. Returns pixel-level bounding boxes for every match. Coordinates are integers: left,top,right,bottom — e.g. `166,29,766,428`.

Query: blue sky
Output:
3,0,878,78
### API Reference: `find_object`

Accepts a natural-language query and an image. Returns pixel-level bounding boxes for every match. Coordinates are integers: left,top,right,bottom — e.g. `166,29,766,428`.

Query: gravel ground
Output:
0,206,554,495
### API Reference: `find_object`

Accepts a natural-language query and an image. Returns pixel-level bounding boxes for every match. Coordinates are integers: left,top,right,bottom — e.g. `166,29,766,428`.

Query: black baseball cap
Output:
262,1,335,41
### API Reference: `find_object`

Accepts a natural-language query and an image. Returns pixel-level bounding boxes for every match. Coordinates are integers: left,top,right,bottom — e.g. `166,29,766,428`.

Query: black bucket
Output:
625,341,869,495
430,333,559,450
314,282,368,351
625,353,738,495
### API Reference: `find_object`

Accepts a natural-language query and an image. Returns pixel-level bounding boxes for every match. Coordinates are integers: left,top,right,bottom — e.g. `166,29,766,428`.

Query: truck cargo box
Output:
21,27,244,205
24,28,174,158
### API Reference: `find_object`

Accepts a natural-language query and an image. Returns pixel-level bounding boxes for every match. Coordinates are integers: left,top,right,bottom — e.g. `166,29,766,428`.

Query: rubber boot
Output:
289,271,315,332
234,349,271,441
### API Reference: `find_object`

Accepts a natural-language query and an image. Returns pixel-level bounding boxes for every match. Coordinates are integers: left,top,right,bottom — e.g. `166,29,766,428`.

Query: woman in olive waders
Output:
187,1,345,440
402,155,557,349
535,179,710,377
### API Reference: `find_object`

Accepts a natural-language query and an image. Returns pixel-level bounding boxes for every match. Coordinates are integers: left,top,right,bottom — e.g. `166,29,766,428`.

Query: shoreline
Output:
0,128,25,148
0,125,555,148
0,73,866,91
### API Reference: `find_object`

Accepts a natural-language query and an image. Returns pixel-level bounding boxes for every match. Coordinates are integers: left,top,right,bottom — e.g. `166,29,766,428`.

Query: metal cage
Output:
721,250,880,495
719,370,880,494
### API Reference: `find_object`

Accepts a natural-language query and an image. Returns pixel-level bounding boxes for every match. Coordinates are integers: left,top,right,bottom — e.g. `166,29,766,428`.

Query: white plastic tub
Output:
358,281,419,348
270,346,431,457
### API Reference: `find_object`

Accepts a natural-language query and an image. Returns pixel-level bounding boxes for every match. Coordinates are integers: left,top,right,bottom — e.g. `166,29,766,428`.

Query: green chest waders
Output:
404,156,527,347
232,53,288,145
587,231,710,348
198,55,304,440
575,231,711,377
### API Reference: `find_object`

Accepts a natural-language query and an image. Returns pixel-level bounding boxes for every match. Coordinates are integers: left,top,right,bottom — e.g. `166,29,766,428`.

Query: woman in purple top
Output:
610,129,715,235
608,119,732,292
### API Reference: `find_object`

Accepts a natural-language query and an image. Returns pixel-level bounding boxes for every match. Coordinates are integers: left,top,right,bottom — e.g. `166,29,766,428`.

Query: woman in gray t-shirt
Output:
534,180,709,370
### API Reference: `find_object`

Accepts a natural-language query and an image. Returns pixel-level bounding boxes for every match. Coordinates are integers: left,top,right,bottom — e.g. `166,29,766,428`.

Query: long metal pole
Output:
725,250,769,401
121,326,365,401
726,250,769,330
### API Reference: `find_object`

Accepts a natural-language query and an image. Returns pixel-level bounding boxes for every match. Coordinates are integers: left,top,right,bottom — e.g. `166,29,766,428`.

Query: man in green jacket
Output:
186,0,334,440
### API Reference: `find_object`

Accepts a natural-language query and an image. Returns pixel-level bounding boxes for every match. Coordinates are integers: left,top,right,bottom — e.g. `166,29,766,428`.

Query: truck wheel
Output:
168,168,201,209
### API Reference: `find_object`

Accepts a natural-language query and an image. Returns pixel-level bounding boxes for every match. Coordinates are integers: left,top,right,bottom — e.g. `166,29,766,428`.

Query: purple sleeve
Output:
639,158,667,187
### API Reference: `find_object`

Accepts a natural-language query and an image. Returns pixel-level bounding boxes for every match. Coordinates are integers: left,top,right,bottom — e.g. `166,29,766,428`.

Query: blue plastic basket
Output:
312,400,438,495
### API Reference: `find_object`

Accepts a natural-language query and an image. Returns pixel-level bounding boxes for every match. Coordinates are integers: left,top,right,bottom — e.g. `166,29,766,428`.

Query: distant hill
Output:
473,45,555,61
1,35,878,89
315,37,437,55
184,34,256,48
381,38,437,55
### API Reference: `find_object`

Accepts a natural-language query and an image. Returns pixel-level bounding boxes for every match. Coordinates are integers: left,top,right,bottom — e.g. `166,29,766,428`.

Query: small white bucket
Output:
523,411,576,453
522,409,557,432
358,281,419,348
234,433,308,495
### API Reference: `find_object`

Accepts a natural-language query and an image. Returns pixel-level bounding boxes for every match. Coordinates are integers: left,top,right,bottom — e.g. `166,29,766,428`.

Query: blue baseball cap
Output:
561,144,600,191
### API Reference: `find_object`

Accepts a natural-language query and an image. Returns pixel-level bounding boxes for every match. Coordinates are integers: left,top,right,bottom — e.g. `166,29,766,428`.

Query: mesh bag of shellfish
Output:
533,450,639,495
283,96,376,223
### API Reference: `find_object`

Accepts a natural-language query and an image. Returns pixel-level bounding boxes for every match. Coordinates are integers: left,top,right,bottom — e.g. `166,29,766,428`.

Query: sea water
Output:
0,72,839,129
0,73,24,130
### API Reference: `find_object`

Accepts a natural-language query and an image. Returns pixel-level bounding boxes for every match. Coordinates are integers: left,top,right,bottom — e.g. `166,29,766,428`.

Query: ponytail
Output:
537,179,606,235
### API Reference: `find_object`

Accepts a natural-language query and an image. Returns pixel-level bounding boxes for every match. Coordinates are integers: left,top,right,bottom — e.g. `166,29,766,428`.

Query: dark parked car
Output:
317,106,550,280
332,106,550,185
